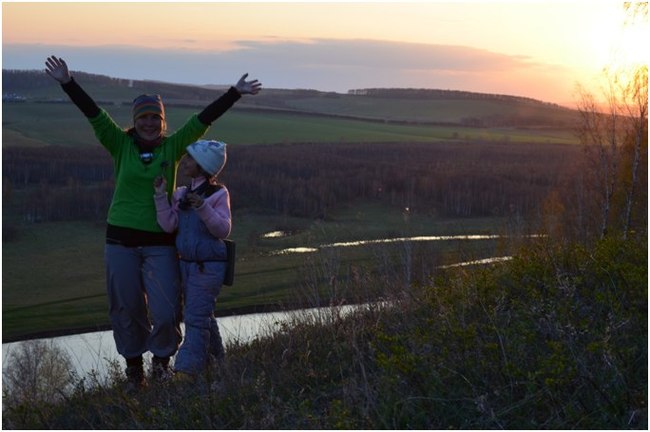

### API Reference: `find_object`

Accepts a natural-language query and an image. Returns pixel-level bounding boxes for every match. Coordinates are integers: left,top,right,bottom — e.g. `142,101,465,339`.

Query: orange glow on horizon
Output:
3,1,643,106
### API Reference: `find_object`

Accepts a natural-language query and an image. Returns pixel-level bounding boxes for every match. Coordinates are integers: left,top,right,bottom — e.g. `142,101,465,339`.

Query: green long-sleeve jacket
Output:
89,109,208,233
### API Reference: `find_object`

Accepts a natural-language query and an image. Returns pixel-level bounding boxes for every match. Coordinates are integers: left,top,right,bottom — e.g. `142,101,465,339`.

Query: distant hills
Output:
3,69,579,128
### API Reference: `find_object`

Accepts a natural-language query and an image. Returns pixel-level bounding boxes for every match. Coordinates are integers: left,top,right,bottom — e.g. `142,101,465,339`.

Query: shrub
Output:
2,340,77,410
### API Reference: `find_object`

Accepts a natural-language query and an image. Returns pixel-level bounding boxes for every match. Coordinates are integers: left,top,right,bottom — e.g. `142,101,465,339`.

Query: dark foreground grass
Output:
2,235,646,429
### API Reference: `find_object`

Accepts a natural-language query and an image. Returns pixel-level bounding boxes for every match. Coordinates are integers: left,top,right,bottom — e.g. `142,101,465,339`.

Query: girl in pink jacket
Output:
154,140,231,376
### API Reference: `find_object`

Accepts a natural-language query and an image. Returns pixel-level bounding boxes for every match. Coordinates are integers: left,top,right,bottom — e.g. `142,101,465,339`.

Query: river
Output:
2,231,530,383
2,305,360,384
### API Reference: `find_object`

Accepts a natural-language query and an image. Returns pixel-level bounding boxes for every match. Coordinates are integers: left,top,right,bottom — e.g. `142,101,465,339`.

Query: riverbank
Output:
1,302,306,343
3,236,646,429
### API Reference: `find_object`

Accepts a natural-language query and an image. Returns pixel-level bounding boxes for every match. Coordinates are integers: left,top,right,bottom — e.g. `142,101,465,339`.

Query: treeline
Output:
3,69,128,93
2,141,581,225
2,146,114,223
224,141,579,218
458,114,570,128
2,69,224,103
347,87,564,107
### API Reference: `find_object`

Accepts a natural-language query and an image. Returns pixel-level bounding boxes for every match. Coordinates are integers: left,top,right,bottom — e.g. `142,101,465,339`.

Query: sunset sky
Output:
2,1,646,106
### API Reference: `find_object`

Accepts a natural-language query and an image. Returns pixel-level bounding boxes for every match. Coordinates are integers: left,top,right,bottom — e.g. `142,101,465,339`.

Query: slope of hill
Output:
3,69,580,128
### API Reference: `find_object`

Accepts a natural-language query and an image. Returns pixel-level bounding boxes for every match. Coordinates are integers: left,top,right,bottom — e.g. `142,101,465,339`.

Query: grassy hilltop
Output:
2,69,646,429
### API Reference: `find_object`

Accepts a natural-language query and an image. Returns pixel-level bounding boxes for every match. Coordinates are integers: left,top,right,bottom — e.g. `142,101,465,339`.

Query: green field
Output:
265,93,577,124
2,100,579,148
2,201,508,341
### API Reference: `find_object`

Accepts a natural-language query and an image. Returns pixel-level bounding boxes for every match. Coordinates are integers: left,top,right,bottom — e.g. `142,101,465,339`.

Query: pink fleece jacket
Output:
154,177,231,239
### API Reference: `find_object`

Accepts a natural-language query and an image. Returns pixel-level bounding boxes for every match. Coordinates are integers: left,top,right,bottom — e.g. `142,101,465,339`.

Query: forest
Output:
2,140,581,229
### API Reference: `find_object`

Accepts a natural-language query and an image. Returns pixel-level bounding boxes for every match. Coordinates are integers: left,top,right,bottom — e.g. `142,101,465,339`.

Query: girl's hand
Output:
235,73,262,95
154,176,167,195
186,192,204,208
45,56,72,84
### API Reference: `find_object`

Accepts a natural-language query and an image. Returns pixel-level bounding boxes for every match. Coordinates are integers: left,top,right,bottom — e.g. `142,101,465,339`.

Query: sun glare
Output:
591,4,648,69
616,20,649,67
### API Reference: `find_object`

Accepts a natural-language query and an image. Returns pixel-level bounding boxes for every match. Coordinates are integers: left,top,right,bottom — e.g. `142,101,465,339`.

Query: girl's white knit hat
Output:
186,140,227,176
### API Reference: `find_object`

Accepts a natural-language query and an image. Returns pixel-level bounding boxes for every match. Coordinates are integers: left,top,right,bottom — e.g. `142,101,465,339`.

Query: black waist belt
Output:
106,223,175,247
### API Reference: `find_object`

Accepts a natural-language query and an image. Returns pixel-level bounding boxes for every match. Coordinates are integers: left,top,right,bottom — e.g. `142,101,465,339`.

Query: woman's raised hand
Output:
45,56,72,84
235,73,262,95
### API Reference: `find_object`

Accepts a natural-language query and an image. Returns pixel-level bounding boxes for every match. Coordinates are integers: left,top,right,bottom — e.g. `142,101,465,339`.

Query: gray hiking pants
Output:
105,244,182,359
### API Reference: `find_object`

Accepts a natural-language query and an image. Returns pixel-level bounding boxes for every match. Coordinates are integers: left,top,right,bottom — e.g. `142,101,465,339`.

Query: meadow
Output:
3,101,577,148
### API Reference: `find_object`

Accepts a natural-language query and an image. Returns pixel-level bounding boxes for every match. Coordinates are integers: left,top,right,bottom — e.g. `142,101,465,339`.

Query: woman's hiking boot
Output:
151,355,174,383
125,355,146,393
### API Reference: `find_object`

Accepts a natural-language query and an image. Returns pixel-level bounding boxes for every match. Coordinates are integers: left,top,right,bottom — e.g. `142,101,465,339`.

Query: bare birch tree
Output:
574,2,648,241
620,65,648,239
619,2,648,238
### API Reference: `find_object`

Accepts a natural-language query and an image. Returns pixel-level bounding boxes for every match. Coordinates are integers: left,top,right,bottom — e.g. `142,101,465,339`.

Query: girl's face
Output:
134,113,164,141
181,155,203,178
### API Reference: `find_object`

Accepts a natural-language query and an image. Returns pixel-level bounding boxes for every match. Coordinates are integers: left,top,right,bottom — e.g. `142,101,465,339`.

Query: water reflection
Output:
323,234,501,248
271,247,319,254
438,256,512,268
263,231,289,238
270,234,540,255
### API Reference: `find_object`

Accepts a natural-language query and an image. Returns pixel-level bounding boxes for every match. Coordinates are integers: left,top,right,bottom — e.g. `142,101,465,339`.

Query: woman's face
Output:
134,113,164,141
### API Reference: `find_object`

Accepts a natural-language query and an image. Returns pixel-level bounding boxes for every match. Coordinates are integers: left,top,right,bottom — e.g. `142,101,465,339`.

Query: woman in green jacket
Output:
45,56,261,389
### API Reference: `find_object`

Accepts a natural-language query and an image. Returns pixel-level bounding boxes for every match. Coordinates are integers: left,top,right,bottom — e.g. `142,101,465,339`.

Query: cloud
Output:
2,38,574,102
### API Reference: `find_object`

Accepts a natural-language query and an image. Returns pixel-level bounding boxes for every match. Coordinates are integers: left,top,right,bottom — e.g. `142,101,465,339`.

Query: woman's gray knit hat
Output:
186,140,227,176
